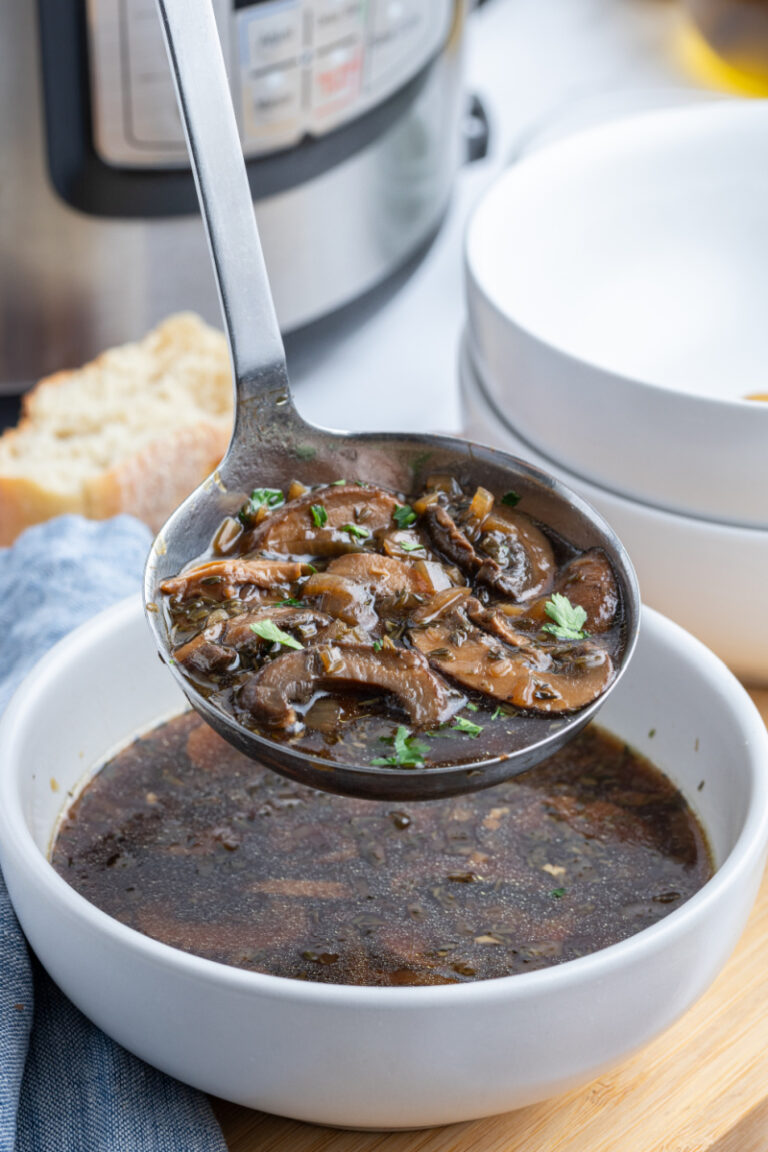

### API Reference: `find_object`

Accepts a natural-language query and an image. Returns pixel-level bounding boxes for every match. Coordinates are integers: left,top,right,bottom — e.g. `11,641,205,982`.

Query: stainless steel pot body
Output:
0,0,466,393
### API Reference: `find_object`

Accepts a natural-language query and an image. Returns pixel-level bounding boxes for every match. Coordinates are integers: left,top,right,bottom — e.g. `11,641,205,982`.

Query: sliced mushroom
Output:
248,484,399,558
554,549,619,633
423,505,480,573
474,507,554,601
160,558,310,601
302,571,379,631
409,617,614,713
522,549,619,634
308,553,434,625
174,606,336,676
325,553,432,599
239,644,465,732
173,635,236,677
378,530,433,562
465,598,540,652
410,586,472,626
424,503,554,603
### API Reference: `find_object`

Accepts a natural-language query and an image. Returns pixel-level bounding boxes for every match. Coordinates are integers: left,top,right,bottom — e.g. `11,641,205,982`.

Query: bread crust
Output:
0,314,233,546
83,421,231,532
0,475,86,547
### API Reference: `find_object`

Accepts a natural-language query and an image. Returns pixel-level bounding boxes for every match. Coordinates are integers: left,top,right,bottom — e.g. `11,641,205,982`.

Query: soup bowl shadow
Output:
0,595,766,1129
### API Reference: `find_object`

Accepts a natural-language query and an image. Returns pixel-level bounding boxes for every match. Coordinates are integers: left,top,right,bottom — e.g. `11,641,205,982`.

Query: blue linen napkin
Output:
0,516,228,1152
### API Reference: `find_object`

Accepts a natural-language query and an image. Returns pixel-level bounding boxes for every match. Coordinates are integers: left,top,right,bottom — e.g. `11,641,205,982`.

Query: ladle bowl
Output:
144,0,640,801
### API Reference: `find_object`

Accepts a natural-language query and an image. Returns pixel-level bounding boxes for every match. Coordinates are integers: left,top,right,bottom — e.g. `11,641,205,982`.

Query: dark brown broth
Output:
51,712,712,986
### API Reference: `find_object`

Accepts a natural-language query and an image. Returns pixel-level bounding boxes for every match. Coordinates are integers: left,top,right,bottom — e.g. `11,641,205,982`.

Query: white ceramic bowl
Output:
465,100,768,529
460,335,768,687
1,596,767,1128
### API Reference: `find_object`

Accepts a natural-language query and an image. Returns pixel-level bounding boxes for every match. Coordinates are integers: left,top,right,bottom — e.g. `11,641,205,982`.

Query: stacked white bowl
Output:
462,100,768,684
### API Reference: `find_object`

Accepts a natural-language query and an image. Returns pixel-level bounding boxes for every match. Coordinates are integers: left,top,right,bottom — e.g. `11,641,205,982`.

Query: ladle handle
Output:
156,0,289,402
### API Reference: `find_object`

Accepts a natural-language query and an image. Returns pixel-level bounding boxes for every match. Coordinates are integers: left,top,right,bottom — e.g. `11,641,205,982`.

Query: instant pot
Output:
0,0,471,393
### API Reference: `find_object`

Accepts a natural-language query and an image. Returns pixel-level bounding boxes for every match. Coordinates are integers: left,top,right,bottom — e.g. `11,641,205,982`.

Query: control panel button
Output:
311,39,363,124
88,0,232,163
130,78,184,146
241,65,303,150
244,4,304,69
368,0,432,89
125,0,186,146
313,0,364,49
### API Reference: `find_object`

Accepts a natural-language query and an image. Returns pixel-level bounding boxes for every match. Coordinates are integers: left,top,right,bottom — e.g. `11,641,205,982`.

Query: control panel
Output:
85,0,453,167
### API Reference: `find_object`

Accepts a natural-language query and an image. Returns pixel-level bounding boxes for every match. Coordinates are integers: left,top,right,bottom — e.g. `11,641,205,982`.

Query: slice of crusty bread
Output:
0,313,233,546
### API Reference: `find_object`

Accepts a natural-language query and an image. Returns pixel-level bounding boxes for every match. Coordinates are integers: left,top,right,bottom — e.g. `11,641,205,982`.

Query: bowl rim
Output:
461,333,768,540
1,594,767,1008
464,99,768,417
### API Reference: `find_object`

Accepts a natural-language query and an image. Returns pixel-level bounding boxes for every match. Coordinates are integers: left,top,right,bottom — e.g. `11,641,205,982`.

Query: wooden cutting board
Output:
213,688,768,1152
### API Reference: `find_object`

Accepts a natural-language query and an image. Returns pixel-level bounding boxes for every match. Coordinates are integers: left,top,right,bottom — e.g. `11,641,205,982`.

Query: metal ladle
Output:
144,0,640,801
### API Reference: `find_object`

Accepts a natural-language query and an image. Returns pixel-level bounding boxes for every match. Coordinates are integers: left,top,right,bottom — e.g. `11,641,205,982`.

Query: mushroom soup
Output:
51,711,712,985
158,477,627,770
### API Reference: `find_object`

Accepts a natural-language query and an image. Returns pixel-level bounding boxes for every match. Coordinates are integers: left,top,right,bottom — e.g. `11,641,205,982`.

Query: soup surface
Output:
158,475,627,770
52,712,712,986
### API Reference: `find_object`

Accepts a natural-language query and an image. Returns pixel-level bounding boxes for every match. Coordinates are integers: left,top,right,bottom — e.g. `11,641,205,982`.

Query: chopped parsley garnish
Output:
238,487,284,524
252,487,284,507
372,639,383,652
541,592,590,641
426,716,484,739
550,887,566,899
452,716,483,737
399,539,425,553
393,504,417,529
466,702,479,712
331,478,347,486
310,504,328,528
501,490,521,507
249,620,304,650
278,597,304,608
341,523,370,540
372,726,430,768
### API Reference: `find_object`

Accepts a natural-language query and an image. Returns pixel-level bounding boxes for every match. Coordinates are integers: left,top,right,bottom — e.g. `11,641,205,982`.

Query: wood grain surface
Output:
213,688,768,1152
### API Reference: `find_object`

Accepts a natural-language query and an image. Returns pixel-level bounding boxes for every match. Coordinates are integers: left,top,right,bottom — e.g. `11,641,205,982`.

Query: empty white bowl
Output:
465,100,768,529
460,335,768,686
1,595,767,1128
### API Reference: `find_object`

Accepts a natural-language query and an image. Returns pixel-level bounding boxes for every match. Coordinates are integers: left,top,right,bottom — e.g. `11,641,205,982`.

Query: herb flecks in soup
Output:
158,477,625,768
51,713,711,986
